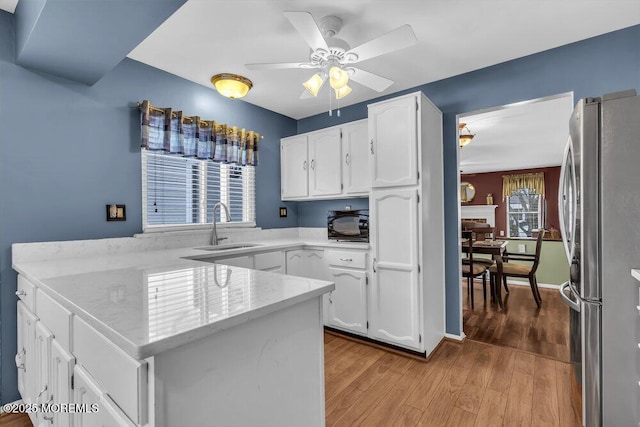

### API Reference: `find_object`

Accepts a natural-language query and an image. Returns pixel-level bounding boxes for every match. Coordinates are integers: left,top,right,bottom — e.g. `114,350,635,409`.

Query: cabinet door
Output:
342,120,370,194
281,135,308,199
328,268,367,335
34,321,53,427
370,188,421,350
17,302,37,402
285,250,306,276
304,250,327,281
369,96,418,188
49,340,74,427
217,255,254,269
308,128,342,197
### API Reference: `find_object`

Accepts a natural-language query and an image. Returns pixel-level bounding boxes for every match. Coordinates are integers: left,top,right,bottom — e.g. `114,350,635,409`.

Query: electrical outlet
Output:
106,204,126,221
518,244,526,253
500,230,504,236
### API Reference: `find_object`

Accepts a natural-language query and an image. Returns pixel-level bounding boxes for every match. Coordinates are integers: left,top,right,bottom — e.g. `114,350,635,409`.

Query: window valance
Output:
502,172,545,199
139,100,260,166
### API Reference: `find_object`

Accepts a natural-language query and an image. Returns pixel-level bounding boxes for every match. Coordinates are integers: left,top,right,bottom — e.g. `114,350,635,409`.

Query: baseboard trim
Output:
444,332,466,342
506,279,561,290
0,399,23,414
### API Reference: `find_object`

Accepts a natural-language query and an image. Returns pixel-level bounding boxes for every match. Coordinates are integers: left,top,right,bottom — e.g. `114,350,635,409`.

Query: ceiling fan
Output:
245,11,417,99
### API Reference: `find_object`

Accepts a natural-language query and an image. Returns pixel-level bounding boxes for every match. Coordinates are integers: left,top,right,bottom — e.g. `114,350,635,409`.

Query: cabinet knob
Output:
372,258,377,273
303,160,308,171
15,349,25,370
345,153,350,165
15,290,26,297
339,258,353,262
310,159,316,170
370,140,374,154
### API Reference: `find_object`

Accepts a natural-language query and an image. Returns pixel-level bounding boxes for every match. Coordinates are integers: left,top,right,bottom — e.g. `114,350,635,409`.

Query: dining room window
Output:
506,188,541,237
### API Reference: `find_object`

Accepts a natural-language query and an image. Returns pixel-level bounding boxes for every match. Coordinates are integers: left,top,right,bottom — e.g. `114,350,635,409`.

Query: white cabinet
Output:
216,255,254,269
34,321,53,426
254,251,285,273
281,135,309,199
49,340,74,427
16,301,37,408
308,128,342,197
327,268,368,335
280,120,369,201
341,120,370,195
369,188,420,348
368,92,445,355
369,95,418,188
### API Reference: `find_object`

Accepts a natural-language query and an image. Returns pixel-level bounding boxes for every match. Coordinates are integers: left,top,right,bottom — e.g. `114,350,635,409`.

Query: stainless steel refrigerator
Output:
559,89,640,427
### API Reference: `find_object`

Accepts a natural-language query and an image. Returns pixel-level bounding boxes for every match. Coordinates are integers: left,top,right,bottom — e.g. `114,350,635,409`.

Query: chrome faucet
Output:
211,202,231,245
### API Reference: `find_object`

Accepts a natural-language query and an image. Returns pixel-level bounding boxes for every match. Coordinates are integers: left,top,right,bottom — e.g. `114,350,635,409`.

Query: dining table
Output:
461,238,509,309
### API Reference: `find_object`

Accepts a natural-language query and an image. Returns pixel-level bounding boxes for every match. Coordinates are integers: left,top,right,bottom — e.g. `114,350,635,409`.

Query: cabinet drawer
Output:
254,251,283,271
17,275,36,311
35,290,72,351
326,250,367,269
73,317,147,425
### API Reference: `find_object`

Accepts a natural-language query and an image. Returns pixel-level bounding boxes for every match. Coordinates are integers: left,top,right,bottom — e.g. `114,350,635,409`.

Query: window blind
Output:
142,151,255,229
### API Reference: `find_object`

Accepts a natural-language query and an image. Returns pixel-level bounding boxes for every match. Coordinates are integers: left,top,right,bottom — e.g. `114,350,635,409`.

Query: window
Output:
506,188,541,237
142,151,255,230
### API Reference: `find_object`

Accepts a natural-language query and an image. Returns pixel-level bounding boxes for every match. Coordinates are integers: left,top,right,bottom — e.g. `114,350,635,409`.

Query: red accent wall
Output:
461,166,561,237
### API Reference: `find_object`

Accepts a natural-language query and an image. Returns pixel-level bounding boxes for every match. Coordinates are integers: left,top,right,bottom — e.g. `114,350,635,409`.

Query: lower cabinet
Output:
253,251,285,273
49,340,75,427
327,267,367,335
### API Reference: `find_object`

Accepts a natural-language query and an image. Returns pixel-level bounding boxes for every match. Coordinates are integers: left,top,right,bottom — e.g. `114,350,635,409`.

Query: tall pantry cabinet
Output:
368,92,445,354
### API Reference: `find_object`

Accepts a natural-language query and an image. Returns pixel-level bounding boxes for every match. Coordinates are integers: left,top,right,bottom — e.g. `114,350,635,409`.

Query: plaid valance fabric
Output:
140,100,259,166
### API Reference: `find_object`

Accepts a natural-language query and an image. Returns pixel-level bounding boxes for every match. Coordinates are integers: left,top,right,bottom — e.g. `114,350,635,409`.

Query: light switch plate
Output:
106,204,126,221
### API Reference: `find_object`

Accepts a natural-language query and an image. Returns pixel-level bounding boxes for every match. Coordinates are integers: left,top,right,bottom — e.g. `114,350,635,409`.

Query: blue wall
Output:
297,25,640,337
0,10,297,403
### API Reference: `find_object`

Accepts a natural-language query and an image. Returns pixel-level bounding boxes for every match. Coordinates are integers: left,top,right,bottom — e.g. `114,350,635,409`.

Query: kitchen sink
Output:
193,243,263,252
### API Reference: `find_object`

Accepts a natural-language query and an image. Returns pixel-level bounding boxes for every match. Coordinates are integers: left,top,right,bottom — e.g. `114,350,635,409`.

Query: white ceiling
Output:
0,0,18,13
459,93,574,174
128,0,640,119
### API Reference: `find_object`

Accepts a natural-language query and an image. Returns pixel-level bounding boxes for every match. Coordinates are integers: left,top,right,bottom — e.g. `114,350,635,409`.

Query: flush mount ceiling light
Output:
210,73,253,99
459,122,475,147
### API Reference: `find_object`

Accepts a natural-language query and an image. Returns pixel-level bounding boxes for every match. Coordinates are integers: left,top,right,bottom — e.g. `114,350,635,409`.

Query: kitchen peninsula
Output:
12,234,335,427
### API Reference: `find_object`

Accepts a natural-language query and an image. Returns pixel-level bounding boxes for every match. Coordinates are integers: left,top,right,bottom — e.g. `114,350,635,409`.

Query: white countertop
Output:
632,269,640,282
12,238,367,359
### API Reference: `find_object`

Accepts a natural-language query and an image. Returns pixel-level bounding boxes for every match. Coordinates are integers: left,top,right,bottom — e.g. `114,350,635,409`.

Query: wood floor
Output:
0,412,31,427
463,281,570,362
324,333,581,427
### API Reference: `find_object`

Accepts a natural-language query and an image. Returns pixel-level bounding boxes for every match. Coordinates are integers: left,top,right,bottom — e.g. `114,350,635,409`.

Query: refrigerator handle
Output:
559,281,581,312
557,138,572,263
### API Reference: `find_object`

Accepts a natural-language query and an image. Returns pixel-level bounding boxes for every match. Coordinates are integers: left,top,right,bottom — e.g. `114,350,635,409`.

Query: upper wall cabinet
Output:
369,96,418,188
281,135,309,199
281,120,369,201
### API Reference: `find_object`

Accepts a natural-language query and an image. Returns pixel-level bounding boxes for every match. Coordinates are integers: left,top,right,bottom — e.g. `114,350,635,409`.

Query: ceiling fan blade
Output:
300,90,314,99
344,25,417,63
284,11,329,52
245,62,309,70
349,68,393,92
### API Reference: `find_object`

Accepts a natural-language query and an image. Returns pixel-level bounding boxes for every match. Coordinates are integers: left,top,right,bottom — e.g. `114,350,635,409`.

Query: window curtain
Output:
139,100,260,166
502,172,545,199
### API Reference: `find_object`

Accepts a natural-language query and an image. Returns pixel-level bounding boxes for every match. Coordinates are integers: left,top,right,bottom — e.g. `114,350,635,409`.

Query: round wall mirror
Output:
460,182,476,203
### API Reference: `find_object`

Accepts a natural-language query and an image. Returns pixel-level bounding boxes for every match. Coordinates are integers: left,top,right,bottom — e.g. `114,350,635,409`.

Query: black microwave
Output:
327,210,369,242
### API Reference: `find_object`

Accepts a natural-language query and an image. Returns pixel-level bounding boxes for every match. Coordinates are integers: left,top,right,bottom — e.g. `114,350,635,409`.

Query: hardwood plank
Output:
513,350,536,375
328,369,402,427
555,361,581,427
0,413,33,427
391,405,423,427
463,283,570,363
473,388,507,426
531,356,561,426
324,344,383,401
465,344,500,390
486,346,515,392
455,384,484,414
444,407,477,427
503,371,534,427
350,350,412,392
325,384,364,420
418,366,471,425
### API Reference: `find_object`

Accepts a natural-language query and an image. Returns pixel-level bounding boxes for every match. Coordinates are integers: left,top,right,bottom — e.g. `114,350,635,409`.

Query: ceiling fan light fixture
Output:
329,66,349,89
334,85,352,100
210,73,253,99
303,73,326,97
458,122,475,148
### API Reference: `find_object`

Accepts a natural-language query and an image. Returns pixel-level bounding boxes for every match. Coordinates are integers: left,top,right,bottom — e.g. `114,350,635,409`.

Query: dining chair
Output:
489,230,545,307
461,231,488,309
